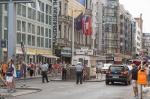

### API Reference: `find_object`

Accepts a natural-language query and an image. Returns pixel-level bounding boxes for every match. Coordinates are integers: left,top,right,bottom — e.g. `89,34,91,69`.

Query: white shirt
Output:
12,64,17,77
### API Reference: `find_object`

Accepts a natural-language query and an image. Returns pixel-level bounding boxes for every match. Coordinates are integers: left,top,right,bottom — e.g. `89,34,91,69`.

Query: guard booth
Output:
69,55,97,80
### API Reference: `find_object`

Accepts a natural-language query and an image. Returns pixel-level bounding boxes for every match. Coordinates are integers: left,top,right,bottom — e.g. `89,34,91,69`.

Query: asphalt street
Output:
9,78,135,99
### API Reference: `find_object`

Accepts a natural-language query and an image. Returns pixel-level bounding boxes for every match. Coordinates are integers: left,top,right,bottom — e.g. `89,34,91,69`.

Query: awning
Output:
41,55,59,59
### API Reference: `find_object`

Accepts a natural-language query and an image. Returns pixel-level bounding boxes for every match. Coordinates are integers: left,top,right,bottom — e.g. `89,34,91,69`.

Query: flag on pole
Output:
85,16,92,36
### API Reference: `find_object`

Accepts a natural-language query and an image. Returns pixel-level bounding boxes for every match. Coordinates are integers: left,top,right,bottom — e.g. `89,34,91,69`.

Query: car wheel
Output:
111,81,114,84
106,81,109,85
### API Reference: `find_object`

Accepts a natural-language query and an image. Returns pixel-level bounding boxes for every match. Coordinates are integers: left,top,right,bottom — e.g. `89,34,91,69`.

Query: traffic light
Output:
0,39,7,48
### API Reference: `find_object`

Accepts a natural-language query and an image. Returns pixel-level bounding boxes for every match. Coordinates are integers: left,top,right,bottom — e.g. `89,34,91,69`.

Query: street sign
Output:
0,39,7,48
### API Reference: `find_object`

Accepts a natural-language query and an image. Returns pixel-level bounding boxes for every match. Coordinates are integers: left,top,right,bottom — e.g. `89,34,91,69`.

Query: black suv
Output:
105,65,131,85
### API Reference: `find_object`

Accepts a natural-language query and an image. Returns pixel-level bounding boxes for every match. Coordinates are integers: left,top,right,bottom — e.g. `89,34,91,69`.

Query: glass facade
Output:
2,0,53,63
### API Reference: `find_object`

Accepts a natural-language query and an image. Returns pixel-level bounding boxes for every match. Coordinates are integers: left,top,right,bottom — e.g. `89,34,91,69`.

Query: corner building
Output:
0,0,53,63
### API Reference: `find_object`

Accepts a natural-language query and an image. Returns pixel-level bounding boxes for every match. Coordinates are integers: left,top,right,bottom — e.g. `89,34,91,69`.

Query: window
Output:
32,24,35,34
32,36,35,46
17,20,21,31
59,2,61,15
28,8,32,19
46,15,49,24
45,38,49,48
41,27,44,36
4,4,8,11
4,30,8,40
28,23,31,33
41,37,44,47
49,39,51,48
22,5,26,17
37,37,40,47
49,29,51,38
41,13,44,23
22,21,26,32
40,2,44,12
45,28,48,37
37,26,40,35
22,34,26,45
37,11,40,22
17,32,21,44
49,6,52,15
32,9,36,20
49,16,52,25
17,4,21,15
4,16,8,28
28,35,31,45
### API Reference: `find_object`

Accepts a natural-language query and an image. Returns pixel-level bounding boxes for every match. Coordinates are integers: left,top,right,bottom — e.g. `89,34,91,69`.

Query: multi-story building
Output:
105,0,119,54
0,0,53,63
119,4,134,55
143,33,150,57
132,20,142,54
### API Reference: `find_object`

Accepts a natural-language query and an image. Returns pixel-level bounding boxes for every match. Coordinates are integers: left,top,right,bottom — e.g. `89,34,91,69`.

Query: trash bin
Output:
16,70,22,78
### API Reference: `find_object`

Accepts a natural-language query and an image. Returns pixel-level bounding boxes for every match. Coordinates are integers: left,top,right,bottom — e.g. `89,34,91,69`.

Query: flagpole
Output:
71,0,75,65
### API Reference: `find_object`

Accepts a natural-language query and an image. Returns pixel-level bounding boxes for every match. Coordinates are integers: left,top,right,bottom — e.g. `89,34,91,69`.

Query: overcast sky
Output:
119,0,150,33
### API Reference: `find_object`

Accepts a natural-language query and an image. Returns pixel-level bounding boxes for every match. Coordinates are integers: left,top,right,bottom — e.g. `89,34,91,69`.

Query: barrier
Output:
138,70,147,84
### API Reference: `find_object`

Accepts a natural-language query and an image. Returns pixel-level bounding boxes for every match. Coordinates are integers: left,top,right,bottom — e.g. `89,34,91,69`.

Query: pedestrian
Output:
48,62,52,73
10,60,17,92
2,62,7,78
76,62,83,84
6,61,14,93
62,61,67,81
54,62,59,79
30,62,34,78
130,63,139,99
41,62,49,83
144,64,150,87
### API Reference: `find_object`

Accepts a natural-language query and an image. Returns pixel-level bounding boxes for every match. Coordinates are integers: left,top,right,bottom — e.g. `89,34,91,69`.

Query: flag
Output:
75,12,83,31
83,64,87,78
85,16,92,36
20,42,26,58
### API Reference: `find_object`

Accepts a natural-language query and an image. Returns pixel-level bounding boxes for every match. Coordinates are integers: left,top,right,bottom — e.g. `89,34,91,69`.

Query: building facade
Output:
143,33,150,57
0,0,53,63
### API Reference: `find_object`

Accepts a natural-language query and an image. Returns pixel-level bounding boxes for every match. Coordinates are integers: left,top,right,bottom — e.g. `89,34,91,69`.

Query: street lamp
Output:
71,0,82,65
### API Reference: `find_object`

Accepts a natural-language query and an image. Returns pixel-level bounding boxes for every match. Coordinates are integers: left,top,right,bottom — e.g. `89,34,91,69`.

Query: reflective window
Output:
22,5,26,17
49,39,51,48
41,27,44,36
28,23,31,33
45,38,49,48
22,34,26,45
17,4,21,15
32,24,35,34
49,29,51,38
37,37,40,47
22,21,26,32
41,37,44,47
4,16,8,29
45,28,48,37
17,32,21,44
37,26,40,35
17,20,21,31
32,36,35,46
28,35,31,46
4,30,8,40
28,8,32,19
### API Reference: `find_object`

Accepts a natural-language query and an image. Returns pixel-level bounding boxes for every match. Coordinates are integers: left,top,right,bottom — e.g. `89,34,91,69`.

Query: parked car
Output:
105,65,131,85
102,64,112,73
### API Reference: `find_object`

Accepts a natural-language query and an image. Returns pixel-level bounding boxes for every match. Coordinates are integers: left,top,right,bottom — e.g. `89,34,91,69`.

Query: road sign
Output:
0,39,7,48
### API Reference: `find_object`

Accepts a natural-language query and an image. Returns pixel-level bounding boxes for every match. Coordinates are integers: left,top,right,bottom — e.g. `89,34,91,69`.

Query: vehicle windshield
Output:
110,66,124,72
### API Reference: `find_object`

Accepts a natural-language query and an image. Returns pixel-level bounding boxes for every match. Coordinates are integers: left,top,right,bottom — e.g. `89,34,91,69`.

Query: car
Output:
105,65,131,85
102,63,112,73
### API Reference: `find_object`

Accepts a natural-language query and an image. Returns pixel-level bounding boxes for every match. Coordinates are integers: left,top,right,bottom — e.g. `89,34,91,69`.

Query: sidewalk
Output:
0,87,41,98
17,73,106,82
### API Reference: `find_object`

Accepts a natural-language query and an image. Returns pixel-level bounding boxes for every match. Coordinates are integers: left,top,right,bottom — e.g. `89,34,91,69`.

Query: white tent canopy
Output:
41,54,59,59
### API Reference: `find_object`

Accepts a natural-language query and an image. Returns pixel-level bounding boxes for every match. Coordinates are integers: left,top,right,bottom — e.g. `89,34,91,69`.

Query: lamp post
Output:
71,0,75,65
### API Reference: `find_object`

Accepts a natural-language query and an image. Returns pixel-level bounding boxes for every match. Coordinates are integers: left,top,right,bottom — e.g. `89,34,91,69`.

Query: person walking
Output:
10,60,17,92
144,64,150,87
62,61,67,81
130,63,139,99
76,62,83,84
54,62,59,79
41,62,49,83
6,61,14,93
30,62,34,78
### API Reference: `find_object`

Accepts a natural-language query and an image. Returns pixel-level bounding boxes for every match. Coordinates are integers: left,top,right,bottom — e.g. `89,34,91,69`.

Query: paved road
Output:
10,78,135,99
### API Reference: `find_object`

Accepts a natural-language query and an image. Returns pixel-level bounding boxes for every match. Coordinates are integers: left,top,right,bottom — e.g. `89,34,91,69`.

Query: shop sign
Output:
76,49,93,55
61,47,71,55
37,50,44,54
106,57,114,61
45,51,52,55
114,57,122,61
